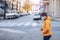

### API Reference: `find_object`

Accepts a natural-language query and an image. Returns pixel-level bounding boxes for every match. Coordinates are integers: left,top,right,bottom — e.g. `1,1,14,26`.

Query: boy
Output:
41,12,52,40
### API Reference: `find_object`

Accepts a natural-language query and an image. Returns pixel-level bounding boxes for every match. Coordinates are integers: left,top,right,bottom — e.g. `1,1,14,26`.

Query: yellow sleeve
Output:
43,21,50,34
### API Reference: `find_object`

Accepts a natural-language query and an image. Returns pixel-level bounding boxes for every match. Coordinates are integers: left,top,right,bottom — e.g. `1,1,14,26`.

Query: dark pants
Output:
43,35,51,40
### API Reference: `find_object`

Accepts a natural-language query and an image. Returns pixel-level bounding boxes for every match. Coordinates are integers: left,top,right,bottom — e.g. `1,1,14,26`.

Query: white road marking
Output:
0,28,26,33
0,23,9,26
9,23,16,26
0,23,16,26
17,22,24,26
0,22,41,26
24,22,31,26
32,23,37,26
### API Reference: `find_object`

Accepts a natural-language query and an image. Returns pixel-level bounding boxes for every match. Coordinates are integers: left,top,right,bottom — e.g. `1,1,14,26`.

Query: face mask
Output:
42,17,44,20
42,17,44,22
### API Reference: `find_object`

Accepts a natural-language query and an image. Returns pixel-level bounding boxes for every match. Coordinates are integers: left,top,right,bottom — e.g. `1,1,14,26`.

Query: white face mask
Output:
42,17,44,20
42,17,44,22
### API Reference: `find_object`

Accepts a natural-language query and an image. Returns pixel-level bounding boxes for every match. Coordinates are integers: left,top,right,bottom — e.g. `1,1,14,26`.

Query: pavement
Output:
0,15,60,40
53,17,60,21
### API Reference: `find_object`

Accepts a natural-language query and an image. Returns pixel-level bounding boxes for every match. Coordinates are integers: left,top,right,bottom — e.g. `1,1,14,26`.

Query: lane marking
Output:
24,22,31,26
0,23,10,26
17,22,24,26
0,28,26,33
0,22,42,27
32,23,37,26
9,23,16,26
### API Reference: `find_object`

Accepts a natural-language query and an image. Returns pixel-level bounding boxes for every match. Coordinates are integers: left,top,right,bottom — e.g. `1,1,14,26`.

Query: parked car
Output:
6,10,20,19
19,13,29,16
33,12,41,20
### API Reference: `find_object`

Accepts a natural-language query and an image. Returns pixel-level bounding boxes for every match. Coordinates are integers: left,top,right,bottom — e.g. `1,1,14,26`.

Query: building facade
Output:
42,0,60,18
39,0,49,13
48,0,60,18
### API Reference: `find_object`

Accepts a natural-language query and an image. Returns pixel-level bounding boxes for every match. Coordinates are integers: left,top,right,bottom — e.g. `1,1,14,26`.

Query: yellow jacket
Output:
42,16,52,36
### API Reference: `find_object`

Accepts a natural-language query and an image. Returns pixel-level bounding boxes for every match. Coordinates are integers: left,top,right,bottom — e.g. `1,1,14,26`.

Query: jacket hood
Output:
47,16,51,21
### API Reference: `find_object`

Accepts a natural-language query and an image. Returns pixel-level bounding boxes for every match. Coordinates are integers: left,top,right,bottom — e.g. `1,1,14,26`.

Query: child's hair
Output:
41,12,47,17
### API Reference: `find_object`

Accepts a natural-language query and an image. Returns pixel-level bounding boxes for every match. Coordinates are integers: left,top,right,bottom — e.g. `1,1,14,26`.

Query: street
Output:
0,15,60,40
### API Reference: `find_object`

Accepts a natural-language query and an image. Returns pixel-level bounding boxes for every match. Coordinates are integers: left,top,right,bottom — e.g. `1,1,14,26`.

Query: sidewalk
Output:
52,17,60,21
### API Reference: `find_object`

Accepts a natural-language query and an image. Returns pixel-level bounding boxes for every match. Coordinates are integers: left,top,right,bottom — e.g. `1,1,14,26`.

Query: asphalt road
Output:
0,15,60,40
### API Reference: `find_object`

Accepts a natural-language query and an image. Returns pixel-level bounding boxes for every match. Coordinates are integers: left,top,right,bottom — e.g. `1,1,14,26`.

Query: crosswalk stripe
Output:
32,23,37,26
24,22,31,26
17,22,24,26
9,23,16,26
1,23,16,26
0,23,10,26
0,22,41,26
